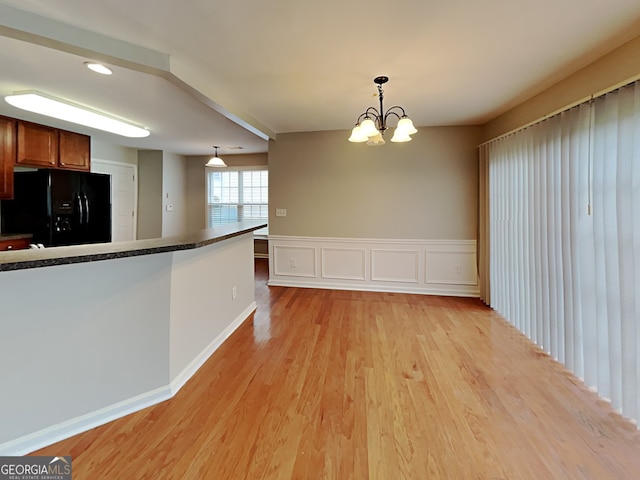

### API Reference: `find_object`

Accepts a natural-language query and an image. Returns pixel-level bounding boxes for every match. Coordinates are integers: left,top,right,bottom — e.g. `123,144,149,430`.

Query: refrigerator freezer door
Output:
1,170,52,245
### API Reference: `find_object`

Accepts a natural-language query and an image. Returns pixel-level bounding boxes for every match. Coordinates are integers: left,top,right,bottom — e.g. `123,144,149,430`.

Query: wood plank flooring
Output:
33,258,640,479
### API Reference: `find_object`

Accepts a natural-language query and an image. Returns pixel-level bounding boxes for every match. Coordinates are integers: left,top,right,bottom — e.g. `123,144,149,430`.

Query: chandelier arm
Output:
355,112,368,124
383,110,403,125
384,105,408,117
364,107,381,119
355,108,383,128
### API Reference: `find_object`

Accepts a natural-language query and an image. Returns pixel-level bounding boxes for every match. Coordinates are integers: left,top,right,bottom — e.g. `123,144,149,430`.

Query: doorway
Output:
91,159,137,242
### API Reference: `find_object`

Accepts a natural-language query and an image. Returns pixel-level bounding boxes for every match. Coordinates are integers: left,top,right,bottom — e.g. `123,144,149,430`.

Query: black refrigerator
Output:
1,169,111,247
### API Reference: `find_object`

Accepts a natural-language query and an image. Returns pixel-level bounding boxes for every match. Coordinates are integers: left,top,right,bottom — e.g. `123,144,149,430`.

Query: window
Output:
207,168,268,235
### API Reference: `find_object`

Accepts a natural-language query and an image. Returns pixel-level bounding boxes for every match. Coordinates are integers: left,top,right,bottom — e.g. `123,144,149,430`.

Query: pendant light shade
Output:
348,125,369,143
358,118,380,138
396,117,417,135
366,133,386,146
206,146,227,167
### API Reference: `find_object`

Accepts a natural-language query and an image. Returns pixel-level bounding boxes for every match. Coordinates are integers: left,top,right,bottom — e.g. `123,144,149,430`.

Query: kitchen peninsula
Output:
0,222,266,456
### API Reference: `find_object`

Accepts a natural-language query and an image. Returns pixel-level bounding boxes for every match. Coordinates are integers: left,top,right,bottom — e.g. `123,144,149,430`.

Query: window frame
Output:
206,165,268,235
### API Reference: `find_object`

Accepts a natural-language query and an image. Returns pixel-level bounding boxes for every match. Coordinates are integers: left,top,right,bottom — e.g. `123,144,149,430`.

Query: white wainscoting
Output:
268,236,479,297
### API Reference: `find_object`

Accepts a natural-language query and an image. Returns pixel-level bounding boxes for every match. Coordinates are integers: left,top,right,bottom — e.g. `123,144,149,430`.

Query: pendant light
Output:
206,146,227,167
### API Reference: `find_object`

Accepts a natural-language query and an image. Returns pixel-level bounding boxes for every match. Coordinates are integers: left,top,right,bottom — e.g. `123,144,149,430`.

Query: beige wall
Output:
137,150,190,239
137,150,163,239
268,127,482,240
162,152,188,237
483,33,640,141
221,153,268,168
185,157,208,233
91,139,138,165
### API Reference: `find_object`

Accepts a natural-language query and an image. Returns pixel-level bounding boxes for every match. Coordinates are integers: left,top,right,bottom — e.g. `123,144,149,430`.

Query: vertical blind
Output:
479,80,640,425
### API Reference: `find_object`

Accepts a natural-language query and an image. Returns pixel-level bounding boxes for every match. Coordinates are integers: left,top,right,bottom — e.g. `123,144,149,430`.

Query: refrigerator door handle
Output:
75,192,84,225
83,193,90,225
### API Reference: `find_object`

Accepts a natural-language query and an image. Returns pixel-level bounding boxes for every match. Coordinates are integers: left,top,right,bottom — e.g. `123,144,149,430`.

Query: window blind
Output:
479,80,640,425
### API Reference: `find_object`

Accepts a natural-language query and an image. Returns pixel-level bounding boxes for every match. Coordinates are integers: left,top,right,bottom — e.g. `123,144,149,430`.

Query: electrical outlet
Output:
454,265,462,274
232,286,237,299
290,258,296,268
166,204,174,212
276,208,287,217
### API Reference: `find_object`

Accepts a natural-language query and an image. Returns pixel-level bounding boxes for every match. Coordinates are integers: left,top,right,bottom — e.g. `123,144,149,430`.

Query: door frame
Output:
91,158,138,242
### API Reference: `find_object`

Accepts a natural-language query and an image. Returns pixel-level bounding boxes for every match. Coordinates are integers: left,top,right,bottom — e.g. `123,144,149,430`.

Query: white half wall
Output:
0,233,256,455
269,236,478,297
169,234,256,391
0,254,172,453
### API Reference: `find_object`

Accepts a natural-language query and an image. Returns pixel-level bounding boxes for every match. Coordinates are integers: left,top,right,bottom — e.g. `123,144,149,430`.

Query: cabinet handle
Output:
7,245,13,250
60,162,66,166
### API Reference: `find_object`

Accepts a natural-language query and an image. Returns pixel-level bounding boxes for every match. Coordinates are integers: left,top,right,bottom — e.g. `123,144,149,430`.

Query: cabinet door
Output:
16,121,58,168
59,129,90,171
0,238,31,251
0,116,16,199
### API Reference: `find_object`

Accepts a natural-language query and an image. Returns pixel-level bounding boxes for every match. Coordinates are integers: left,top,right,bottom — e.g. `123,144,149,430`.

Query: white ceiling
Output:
1,0,640,156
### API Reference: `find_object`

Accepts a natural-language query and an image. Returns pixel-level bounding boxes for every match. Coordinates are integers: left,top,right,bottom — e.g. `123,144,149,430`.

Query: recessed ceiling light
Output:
84,62,112,75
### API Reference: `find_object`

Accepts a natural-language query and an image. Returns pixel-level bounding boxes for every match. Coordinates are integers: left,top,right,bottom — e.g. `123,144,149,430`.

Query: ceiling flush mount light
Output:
5,91,150,138
348,76,417,146
206,146,227,167
84,62,112,75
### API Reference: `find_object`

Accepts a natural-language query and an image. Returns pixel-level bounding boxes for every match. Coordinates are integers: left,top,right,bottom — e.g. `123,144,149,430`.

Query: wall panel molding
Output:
371,249,420,283
269,236,478,297
273,245,317,277
321,247,366,281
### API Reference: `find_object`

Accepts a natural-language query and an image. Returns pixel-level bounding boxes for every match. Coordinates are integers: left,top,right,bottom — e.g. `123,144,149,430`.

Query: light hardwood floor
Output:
33,258,640,479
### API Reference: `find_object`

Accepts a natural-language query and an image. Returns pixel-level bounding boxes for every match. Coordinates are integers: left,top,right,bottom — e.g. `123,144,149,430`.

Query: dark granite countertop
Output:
0,222,266,272
0,233,33,241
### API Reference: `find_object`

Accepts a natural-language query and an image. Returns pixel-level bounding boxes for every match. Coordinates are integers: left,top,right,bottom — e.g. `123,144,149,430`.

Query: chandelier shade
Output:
348,126,369,143
396,117,417,135
348,76,417,145
390,130,412,143
366,133,386,146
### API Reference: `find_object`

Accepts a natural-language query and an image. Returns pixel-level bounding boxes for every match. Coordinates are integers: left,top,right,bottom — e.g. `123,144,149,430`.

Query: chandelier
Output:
348,76,417,146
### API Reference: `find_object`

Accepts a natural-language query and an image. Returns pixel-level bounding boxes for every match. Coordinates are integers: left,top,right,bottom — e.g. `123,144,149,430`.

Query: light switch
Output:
275,208,287,217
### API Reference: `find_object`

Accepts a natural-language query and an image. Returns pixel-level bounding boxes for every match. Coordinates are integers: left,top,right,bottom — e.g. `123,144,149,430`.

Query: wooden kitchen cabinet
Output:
59,129,90,171
16,121,58,168
16,121,91,171
0,237,31,251
0,116,16,199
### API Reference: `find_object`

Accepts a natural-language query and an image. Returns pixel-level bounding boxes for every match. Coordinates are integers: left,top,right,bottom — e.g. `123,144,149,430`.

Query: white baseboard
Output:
0,387,172,456
0,304,257,457
267,278,480,297
170,302,256,394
